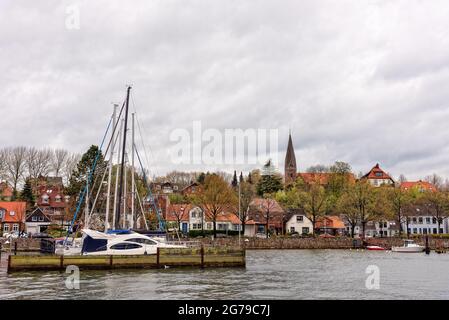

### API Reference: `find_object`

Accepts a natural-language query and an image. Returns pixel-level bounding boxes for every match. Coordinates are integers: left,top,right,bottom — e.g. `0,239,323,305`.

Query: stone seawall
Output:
198,236,449,250
0,238,41,251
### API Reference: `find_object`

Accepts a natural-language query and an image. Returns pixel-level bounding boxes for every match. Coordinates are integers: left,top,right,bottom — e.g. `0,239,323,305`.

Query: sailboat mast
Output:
115,86,131,229
112,119,124,230
131,112,135,229
105,104,117,231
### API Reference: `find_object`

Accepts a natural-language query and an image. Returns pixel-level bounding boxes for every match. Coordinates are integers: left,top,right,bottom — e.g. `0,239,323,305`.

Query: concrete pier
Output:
6,247,246,272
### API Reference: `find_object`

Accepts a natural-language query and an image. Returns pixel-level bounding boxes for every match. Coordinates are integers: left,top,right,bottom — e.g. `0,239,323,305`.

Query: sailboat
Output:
58,86,186,256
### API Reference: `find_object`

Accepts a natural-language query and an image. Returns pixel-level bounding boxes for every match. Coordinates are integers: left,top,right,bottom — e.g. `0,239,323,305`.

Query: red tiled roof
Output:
298,172,356,185
165,204,191,222
401,180,437,192
0,202,26,223
362,163,394,181
315,216,346,229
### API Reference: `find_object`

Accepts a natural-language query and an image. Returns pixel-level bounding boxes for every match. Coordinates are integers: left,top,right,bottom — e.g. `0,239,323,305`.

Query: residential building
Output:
285,209,313,235
248,198,285,235
402,205,448,235
0,201,26,234
364,220,400,237
361,163,395,187
180,182,202,196
401,180,437,192
0,181,13,201
32,177,69,217
314,216,346,236
25,207,52,235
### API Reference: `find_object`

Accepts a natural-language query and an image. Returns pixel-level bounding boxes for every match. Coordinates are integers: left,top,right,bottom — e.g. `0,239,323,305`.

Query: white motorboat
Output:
80,229,186,255
391,240,425,253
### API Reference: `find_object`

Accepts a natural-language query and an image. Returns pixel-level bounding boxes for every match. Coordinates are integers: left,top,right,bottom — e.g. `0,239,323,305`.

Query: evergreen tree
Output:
197,172,206,184
66,145,106,198
248,172,252,184
239,172,244,183
256,160,283,196
20,178,35,209
231,170,238,188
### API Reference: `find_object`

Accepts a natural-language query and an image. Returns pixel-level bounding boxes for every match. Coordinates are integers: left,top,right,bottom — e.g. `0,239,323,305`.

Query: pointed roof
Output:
362,163,394,182
285,133,297,168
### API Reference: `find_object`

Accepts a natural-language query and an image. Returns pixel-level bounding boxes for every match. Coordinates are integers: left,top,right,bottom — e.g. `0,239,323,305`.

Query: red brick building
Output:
0,201,26,234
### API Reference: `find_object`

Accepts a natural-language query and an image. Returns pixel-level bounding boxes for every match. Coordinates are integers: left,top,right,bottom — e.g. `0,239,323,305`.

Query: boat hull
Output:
366,246,386,251
391,246,425,253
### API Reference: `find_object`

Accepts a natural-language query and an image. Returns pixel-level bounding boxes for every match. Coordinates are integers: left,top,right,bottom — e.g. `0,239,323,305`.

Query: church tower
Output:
284,132,297,185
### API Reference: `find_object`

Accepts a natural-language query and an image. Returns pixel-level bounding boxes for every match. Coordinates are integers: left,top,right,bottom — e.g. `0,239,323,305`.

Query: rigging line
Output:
125,151,149,230
64,113,113,246
130,93,159,179
135,146,166,231
64,96,127,245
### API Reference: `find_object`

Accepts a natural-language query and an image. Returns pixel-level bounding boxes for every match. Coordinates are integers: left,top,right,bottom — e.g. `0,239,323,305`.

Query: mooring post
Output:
156,248,160,269
60,255,64,270
200,245,204,269
425,235,430,255
7,254,11,273
0,242,2,260
14,242,17,256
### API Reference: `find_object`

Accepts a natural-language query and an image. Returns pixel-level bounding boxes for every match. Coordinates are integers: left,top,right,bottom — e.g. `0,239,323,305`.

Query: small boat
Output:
81,229,186,256
391,240,425,253
366,245,386,251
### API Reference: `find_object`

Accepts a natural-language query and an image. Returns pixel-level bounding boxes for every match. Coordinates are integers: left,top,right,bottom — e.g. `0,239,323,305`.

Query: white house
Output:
285,210,313,235
25,207,52,235
403,205,448,235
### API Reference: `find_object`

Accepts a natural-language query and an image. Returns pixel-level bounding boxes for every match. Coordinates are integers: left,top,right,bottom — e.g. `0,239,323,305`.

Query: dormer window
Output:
42,195,49,204
0,209,4,219
173,185,178,191
55,195,62,202
375,172,382,177
10,211,15,216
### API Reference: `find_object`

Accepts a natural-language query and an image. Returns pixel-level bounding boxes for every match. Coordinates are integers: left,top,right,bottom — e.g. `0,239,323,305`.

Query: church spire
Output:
284,132,297,185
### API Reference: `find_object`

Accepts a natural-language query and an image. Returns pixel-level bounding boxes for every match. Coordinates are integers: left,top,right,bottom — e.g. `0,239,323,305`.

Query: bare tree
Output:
0,149,7,181
63,153,81,185
425,174,444,190
52,149,68,177
26,147,53,180
258,196,278,238
4,146,27,198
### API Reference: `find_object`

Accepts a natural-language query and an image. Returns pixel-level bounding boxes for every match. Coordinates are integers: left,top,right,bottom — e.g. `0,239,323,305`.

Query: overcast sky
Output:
1,0,449,180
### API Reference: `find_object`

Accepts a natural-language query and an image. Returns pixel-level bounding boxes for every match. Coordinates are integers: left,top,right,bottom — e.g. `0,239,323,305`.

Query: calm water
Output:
1,250,449,300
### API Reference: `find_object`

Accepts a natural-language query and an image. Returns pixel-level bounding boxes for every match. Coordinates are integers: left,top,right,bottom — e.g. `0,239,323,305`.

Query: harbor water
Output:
1,249,448,300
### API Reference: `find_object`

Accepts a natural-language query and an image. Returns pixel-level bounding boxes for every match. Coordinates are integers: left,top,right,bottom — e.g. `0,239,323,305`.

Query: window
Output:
296,215,304,222
426,217,431,224
42,195,49,204
10,211,15,216
418,217,423,224
433,228,437,234
191,223,202,230
413,228,417,234
439,228,444,234
173,186,178,191
32,216,37,222
110,243,142,250
55,196,62,203
432,218,437,224
124,238,157,245
38,216,44,222
0,209,4,219
3,224,10,232
12,224,19,232
375,172,382,177
412,217,417,223
290,227,296,233
302,227,310,234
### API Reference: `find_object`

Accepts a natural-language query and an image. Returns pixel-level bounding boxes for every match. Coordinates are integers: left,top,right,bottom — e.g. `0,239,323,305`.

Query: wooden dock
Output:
6,247,246,272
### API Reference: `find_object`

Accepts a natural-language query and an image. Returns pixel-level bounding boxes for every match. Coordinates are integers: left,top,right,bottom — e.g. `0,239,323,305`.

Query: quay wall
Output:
198,236,449,250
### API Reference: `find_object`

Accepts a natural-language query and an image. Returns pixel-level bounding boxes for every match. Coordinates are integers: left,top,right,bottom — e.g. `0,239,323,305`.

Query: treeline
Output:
0,147,81,198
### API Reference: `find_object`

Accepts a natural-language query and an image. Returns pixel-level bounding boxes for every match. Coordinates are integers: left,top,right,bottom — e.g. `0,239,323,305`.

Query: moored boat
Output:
391,240,425,253
366,245,386,251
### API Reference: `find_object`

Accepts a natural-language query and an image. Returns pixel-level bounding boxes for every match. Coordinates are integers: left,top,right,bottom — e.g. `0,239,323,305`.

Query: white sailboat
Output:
59,86,186,255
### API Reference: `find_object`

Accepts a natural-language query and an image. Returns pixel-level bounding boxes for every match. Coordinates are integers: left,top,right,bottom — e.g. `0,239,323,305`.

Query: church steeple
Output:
284,132,297,185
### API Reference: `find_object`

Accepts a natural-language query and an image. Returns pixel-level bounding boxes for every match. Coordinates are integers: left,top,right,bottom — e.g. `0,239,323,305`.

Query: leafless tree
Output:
0,149,7,181
52,149,68,177
4,146,27,198
425,174,444,190
26,147,53,180
63,152,81,185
